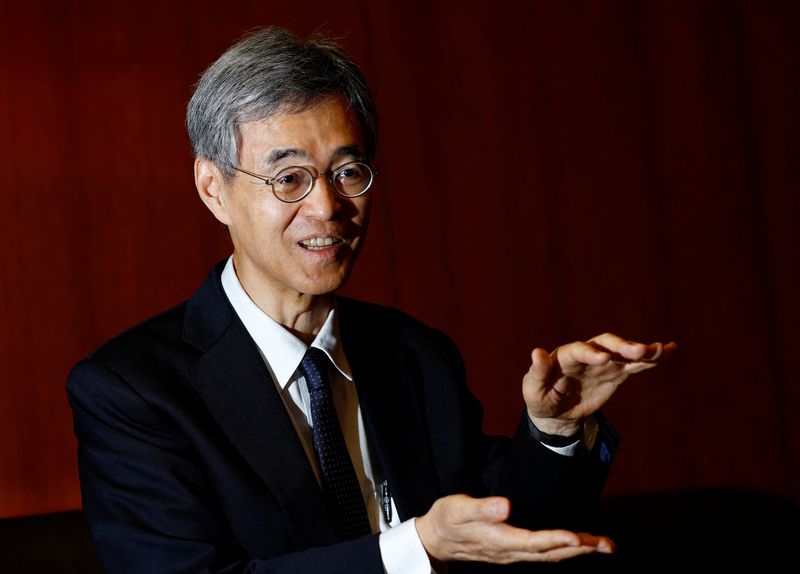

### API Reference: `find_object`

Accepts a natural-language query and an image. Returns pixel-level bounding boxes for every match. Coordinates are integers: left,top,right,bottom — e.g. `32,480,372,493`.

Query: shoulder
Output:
88,302,191,371
338,296,451,339
71,261,229,388
337,296,464,367
66,301,198,407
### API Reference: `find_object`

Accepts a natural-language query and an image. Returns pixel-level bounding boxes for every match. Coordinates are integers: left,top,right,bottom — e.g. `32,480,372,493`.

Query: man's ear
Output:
195,157,233,226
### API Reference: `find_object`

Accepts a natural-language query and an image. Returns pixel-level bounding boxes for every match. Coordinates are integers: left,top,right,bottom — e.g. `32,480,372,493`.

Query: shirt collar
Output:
220,256,353,389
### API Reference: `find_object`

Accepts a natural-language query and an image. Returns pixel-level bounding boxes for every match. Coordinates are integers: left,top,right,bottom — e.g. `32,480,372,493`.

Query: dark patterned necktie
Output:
300,347,372,540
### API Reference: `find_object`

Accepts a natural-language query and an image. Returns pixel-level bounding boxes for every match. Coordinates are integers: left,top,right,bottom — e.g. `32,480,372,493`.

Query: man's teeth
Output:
300,237,340,249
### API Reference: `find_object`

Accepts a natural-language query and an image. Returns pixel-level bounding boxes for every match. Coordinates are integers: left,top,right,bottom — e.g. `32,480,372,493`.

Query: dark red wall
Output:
1,0,798,518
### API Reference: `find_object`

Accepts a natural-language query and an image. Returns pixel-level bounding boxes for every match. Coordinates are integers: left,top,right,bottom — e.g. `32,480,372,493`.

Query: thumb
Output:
473,496,510,523
528,348,553,386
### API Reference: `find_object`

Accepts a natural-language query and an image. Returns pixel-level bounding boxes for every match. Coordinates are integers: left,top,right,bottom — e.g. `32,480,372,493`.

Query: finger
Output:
590,332,648,359
576,533,615,554
521,528,583,552
619,360,659,374
659,340,678,359
481,526,609,563
528,348,553,387
612,340,678,364
476,524,582,554
615,341,662,363
499,530,614,562
530,544,604,563
556,341,610,370
476,497,510,523
450,495,510,524
637,340,678,362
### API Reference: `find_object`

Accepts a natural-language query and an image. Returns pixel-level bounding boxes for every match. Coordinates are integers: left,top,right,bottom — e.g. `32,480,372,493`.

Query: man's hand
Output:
524,333,677,435
415,494,613,564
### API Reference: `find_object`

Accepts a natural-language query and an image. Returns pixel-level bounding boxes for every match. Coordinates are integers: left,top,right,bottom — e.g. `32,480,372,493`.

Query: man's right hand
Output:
414,494,614,565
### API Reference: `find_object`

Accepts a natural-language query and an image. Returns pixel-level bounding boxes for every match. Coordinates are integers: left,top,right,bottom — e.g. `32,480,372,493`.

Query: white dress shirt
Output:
220,258,431,573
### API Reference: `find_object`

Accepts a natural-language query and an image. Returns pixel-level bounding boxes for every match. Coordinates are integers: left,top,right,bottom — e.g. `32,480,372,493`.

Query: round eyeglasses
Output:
229,161,377,203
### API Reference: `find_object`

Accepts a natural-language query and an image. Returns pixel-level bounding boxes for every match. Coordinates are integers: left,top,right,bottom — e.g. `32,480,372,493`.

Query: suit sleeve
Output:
492,412,618,532
67,359,383,574
419,327,618,533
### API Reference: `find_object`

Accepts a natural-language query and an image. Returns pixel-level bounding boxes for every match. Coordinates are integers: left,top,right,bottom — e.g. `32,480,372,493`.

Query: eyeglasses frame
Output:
228,160,378,204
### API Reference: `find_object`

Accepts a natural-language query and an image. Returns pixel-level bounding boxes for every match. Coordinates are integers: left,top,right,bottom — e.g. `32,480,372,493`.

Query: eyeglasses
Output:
229,161,378,203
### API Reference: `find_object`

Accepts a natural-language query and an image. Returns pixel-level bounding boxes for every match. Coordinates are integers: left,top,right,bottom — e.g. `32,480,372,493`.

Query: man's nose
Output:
301,176,343,219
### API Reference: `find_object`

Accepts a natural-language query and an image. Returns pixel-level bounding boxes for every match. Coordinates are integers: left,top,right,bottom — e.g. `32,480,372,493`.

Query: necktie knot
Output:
300,347,329,392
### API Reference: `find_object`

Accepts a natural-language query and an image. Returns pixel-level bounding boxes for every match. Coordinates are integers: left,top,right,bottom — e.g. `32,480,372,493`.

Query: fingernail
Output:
598,540,615,554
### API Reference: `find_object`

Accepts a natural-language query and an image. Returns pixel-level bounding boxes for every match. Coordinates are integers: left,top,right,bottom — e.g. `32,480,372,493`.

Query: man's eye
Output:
338,166,364,181
274,169,308,189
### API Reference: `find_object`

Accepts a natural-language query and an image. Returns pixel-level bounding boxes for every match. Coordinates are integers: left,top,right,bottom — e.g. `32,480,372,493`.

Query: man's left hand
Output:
523,333,677,436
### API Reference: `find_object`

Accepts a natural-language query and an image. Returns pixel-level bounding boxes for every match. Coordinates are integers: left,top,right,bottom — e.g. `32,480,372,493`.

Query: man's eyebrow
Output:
260,145,366,169
333,145,367,161
262,148,308,167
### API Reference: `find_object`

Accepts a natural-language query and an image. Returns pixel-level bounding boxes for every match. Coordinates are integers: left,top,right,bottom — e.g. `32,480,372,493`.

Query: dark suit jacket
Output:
67,262,617,573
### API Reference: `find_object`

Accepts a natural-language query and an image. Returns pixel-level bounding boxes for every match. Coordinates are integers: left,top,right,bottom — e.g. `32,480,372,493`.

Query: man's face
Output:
204,96,372,311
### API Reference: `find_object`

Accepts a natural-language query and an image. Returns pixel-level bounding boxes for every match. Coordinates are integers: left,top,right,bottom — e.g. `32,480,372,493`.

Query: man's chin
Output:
299,270,353,297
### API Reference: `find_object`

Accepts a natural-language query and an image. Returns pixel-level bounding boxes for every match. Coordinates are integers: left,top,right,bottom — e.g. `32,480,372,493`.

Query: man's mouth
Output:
298,237,343,250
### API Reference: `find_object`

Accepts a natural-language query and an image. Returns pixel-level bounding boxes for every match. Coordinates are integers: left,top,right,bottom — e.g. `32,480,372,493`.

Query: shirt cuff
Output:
532,415,599,456
379,517,433,574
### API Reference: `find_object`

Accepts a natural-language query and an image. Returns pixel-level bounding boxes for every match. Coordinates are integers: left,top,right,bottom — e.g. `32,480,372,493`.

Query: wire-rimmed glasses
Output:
230,161,377,203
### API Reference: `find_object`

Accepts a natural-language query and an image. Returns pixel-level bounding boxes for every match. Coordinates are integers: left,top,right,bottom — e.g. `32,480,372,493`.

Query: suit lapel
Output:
340,302,440,521
182,267,440,538
183,265,337,547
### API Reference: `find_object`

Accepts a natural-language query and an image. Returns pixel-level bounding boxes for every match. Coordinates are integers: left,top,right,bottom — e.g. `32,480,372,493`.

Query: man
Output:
68,27,674,573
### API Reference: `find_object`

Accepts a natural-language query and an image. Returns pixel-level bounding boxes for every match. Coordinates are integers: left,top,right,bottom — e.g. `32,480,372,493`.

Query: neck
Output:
253,290,335,345
233,263,334,345
272,294,334,344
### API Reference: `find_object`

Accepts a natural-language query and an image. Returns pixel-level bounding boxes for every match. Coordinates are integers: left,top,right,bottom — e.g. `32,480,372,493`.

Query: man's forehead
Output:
237,98,366,167
240,96,360,134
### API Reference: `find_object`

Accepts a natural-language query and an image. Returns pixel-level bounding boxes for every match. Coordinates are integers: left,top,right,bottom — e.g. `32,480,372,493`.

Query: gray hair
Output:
186,27,378,182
